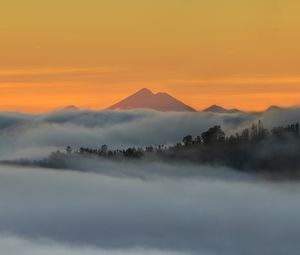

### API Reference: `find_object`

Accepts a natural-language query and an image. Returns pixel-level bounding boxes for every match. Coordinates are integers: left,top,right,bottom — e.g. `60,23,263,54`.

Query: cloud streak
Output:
0,67,121,83
0,236,189,255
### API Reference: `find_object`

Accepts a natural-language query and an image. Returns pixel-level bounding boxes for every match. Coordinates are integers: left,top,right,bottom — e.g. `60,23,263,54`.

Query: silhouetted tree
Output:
101,144,108,155
272,123,300,139
66,146,72,154
201,126,225,145
240,128,250,143
146,146,154,153
182,135,193,146
196,136,202,144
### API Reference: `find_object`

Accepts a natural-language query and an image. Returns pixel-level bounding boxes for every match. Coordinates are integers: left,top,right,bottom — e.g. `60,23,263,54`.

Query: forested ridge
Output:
32,121,300,176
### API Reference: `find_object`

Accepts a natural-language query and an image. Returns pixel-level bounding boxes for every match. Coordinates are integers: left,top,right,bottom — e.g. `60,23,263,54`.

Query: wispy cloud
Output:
169,76,300,85
0,67,122,83
0,67,119,76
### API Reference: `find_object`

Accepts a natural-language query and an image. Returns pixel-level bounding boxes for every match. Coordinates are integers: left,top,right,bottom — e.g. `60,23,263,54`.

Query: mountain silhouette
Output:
203,105,241,114
54,105,80,113
63,105,80,111
108,88,196,112
266,105,285,112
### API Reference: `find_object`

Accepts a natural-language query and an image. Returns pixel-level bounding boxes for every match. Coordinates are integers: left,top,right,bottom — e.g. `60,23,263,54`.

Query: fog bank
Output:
0,108,300,160
0,164,300,255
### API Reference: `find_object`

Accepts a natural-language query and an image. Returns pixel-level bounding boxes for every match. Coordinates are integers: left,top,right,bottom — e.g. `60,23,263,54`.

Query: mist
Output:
0,164,300,255
1,109,300,254
0,108,300,160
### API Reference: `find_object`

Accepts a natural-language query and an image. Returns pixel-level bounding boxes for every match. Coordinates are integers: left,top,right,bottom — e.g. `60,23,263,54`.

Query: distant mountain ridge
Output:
53,105,80,113
108,88,196,112
266,105,285,112
56,91,286,114
63,105,80,111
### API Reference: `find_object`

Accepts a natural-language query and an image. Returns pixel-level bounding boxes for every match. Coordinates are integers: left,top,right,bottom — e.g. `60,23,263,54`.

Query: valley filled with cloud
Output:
0,107,299,160
0,108,300,254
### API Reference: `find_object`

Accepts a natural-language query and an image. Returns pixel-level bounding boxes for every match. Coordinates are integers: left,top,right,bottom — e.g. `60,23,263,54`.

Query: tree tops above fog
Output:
38,120,300,175
63,120,300,157
183,121,299,146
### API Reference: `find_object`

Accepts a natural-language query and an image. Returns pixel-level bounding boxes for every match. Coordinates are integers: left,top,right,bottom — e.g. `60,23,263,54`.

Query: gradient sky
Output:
1,0,300,112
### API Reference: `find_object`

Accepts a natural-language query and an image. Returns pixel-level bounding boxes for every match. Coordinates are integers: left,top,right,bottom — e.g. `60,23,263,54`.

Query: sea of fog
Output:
0,107,300,160
0,109,300,254
1,163,300,255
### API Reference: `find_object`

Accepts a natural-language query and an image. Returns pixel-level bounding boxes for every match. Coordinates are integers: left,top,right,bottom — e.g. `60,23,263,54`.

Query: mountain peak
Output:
125,88,157,101
54,105,80,113
64,105,80,111
135,88,154,95
108,88,196,112
266,105,284,111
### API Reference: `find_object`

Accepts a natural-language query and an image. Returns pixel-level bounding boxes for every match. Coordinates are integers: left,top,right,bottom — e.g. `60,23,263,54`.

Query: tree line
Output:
48,121,300,175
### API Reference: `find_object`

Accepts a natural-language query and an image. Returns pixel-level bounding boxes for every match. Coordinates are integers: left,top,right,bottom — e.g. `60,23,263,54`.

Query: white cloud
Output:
0,108,300,254
0,164,299,255
0,108,299,160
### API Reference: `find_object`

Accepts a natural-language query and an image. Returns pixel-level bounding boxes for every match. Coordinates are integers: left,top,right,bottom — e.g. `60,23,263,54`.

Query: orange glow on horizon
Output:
1,1,300,113
1,77,300,113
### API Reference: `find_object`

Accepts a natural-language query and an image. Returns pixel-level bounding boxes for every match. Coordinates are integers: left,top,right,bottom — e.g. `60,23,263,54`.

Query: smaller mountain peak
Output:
55,105,80,112
51,105,80,114
64,105,80,111
211,104,222,108
266,105,283,111
204,105,241,114
204,105,226,113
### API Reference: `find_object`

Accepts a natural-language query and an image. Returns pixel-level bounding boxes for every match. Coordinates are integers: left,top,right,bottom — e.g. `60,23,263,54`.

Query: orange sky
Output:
1,0,300,113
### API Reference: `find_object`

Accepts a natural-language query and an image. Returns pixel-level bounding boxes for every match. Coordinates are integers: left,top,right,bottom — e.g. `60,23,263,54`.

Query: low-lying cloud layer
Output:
1,109,300,254
0,164,300,255
0,107,300,160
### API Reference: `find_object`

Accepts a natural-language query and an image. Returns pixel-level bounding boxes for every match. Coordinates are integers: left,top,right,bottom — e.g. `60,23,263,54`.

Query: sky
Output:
0,0,300,113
